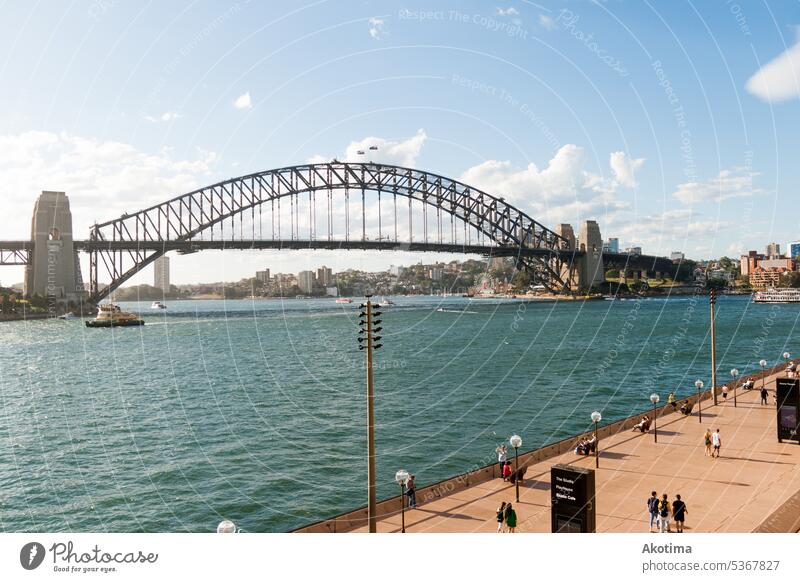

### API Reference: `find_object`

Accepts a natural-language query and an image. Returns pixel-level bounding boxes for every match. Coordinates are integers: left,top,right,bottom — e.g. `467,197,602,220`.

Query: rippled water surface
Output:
1,294,798,531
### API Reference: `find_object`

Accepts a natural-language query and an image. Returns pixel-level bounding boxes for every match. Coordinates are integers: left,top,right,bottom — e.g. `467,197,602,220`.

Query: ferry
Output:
150,301,167,309
753,288,800,304
335,298,353,304
85,304,145,328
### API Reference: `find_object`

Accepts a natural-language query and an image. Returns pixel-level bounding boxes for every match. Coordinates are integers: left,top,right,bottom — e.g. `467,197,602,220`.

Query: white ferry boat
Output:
86,304,145,327
151,301,167,309
753,288,800,304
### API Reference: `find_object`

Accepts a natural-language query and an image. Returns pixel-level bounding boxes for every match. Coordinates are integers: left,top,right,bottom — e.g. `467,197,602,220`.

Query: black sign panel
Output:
776,378,800,443
551,464,596,533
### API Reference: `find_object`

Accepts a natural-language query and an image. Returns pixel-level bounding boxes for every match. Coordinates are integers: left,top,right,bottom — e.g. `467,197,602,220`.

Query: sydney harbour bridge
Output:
0,162,672,303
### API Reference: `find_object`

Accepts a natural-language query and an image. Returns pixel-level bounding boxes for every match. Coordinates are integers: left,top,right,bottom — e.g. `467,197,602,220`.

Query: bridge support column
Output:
577,220,604,291
24,191,86,304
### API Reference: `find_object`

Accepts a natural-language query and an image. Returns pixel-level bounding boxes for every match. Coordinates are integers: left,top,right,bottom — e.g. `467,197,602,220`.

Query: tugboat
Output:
85,304,145,328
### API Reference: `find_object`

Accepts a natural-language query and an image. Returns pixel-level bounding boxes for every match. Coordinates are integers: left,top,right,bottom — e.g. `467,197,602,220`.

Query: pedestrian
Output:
721,385,728,401
711,429,721,458
704,429,712,456
496,501,507,533
406,474,417,508
647,491,660,532
502,460,512,481
672,494,687,533
658,493,671,533
761,385,769,405
496,444,508,477
504,502,517,533
668,392,676,410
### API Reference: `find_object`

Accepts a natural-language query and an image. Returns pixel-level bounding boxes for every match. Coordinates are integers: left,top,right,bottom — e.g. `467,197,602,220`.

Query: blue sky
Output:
1,0,799,285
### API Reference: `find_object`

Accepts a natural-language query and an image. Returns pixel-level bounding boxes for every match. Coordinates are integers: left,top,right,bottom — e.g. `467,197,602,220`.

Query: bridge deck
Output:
349,370,799,533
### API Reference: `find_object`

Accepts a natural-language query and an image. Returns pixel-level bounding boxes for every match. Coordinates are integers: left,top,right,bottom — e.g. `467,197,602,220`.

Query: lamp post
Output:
695,380,703,423
216,520,236,533
650,393,660,443
759,359,768,398
591,411,602,468
395,469,409,533
784,352,792,376
358,295,383,533
730,368,739,408
710,288,718,405
509,434,522,502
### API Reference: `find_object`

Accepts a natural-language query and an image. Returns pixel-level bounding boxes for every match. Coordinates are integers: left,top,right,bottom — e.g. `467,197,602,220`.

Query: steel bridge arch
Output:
88,162,575,302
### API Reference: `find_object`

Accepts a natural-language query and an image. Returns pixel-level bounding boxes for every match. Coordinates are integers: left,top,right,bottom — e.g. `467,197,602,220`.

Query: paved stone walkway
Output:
353,371,800,533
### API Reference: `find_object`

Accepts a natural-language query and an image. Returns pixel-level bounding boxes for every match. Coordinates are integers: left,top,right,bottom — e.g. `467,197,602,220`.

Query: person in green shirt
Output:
504,502,518,533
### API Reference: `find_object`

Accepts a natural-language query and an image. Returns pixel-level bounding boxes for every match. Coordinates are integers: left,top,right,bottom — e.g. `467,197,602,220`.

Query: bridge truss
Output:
87,162,577,302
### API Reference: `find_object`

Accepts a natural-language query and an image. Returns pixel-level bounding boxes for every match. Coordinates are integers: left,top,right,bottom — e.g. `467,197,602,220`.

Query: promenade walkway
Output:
352,370,800,533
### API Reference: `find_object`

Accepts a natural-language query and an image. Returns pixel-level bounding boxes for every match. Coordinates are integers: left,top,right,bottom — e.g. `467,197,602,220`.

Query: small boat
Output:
58,312,77,320
151,301,167,309
86,304,144,328
378,297,395,307
335,298,353,304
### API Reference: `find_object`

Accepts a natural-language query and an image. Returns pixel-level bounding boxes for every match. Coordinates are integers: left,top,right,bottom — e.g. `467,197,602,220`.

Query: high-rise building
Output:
316,266,333,286
740,250,759,276
788,241,800,261
670,251,685,262
389,265,405,277
766,242,781,259
154,256,170,293
429,267,444,281
255,269,271,284
297,270,314,293
603,238,619,253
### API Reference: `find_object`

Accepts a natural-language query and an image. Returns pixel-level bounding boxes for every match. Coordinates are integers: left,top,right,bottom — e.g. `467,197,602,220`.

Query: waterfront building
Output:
766,242,781,259
750,266,788,288
255,269,271,284
297,270,314,293
789,241,800,261
670,251,685,263
759,258,795,271
603,238,620,253
389,265,404,277
429,267,444,281
316,266,333,286
740,251,761,276
154,256,170,293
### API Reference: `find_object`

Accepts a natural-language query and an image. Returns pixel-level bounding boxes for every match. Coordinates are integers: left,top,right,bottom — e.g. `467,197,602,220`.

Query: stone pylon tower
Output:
24,191,85,302
578,220,605,290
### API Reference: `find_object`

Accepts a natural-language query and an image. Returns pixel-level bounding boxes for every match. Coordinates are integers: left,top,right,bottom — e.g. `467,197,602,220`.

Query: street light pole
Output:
395,469,409,533
784,352,792,376
760,359,768,399
591,411,602,468
359,296,383,533
730,369,739,408
510,434,522,502
695,380,703,423
710,288,718,406
650,393,660,443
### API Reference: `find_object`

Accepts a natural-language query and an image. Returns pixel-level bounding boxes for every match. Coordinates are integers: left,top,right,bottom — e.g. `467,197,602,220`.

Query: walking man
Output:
496,444,508,477
711,429,722,458
672,494,687,533
761,385,769,405
647,491,660,532
406,474,417,508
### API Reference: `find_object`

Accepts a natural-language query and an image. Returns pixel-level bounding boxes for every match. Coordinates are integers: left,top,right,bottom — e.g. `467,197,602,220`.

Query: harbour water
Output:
1,294,798,532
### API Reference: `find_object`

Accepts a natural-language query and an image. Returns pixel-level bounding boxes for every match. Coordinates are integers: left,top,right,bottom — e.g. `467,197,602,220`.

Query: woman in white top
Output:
496,444,508,476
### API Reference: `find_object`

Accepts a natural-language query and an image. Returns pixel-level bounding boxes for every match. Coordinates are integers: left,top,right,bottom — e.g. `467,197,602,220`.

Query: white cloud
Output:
0,131,218,238
233,92,252,110
309,129,427,167
368,17,386,40
609,151,645,188
538,14,556,30
672,168,762,205
459,144,640,225
496,7,519,16
144,111,181,123
746,35,800,102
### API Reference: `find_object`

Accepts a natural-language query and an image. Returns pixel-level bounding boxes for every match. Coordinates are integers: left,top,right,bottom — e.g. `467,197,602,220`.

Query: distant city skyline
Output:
2,2,800,285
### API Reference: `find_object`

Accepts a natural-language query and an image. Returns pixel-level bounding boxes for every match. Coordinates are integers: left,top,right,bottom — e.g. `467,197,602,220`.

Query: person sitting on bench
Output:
633,415,650,433
679,400,694,416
